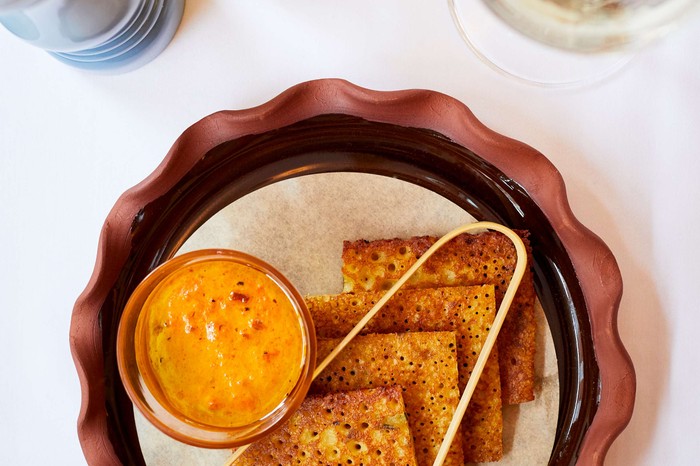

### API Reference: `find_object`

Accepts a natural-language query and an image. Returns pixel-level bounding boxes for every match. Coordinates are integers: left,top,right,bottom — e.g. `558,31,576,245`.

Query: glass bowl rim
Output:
116,248,317,448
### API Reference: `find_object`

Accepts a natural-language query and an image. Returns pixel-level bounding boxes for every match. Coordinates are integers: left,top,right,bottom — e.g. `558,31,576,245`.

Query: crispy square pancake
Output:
234,386,417,466
312,332,464,466
341,230,536,404
306,285,503,462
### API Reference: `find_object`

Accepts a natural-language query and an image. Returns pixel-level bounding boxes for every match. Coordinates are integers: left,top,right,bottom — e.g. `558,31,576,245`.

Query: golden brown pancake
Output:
306,285,503,462
233,386,417,466
341,230,536,404
312,332,464,466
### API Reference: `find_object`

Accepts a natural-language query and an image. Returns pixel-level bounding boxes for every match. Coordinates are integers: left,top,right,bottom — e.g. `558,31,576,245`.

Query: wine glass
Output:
449,0,700,88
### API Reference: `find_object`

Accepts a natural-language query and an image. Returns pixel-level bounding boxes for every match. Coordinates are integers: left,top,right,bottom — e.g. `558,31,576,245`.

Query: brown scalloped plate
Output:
70,79,635,465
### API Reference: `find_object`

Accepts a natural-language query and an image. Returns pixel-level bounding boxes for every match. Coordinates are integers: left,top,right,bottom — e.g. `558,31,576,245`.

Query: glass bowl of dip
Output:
116,249,316,448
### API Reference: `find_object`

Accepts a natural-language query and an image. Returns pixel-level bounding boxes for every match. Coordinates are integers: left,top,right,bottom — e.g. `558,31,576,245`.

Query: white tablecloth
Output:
1,2,699,464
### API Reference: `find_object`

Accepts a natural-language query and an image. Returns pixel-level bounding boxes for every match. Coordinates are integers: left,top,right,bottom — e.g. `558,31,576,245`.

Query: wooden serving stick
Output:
224,221,528,466
430,223,527,466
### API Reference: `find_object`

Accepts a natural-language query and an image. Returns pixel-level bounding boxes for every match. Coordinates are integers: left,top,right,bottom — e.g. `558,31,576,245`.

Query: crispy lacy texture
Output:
233,386,417,466
312,332,464,466
306,285,503,462
341,230,536,405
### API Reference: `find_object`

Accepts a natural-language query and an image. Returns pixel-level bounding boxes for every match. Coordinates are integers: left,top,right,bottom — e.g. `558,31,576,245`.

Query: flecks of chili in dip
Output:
136,260,304,427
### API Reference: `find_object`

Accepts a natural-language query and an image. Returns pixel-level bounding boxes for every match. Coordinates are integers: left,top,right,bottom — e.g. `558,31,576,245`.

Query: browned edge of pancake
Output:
306,285,503,462
341,230,536,405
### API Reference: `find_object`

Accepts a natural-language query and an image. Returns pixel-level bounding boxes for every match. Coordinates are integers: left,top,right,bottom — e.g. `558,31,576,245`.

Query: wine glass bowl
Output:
483,0,699,52
449,0,699,87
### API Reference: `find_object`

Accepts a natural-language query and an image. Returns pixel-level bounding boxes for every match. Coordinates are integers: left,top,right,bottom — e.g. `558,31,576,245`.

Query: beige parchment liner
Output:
135,172,558,465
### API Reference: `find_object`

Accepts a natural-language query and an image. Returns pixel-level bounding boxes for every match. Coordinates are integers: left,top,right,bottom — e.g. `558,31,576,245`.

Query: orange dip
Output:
136,259,305,428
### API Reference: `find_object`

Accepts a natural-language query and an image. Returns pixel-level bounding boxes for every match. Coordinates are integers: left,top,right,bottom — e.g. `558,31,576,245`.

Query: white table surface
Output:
1,2,699,465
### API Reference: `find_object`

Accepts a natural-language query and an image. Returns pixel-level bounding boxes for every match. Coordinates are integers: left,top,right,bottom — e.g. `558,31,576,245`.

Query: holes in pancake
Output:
347,440,367,452
244,376,415,462
340,233,526,461
311,333,460,465
308,283,502,461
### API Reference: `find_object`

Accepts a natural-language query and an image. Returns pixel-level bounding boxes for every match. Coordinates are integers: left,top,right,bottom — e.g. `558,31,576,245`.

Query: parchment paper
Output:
135,172,558,465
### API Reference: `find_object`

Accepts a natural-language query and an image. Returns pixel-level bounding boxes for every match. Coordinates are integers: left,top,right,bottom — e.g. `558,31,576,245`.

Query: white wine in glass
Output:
449,0,699,87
